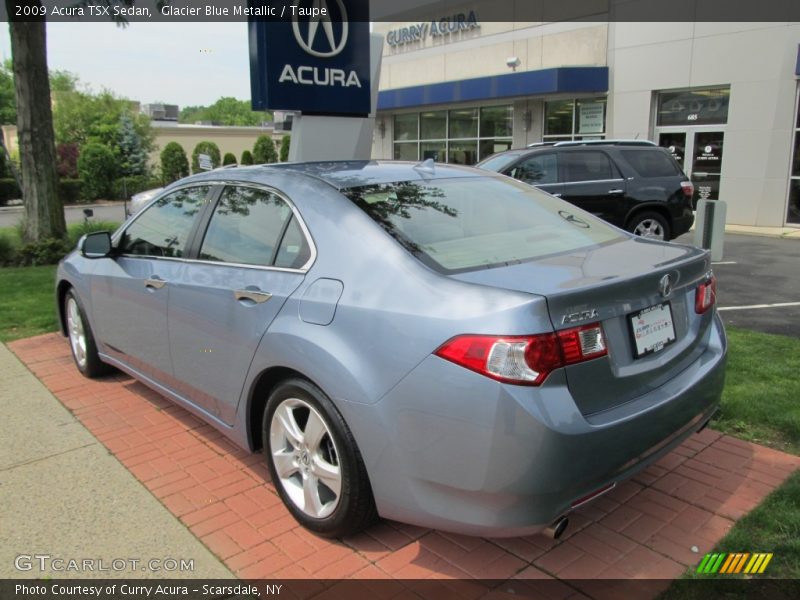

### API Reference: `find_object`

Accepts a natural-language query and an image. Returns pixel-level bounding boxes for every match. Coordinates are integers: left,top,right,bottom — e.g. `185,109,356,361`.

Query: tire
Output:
64,289,112,378
263,378,377,538
628,211,671,241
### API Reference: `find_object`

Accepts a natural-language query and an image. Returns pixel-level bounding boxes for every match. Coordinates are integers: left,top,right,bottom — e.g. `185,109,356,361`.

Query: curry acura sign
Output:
248,0,371,117
386,11,480,47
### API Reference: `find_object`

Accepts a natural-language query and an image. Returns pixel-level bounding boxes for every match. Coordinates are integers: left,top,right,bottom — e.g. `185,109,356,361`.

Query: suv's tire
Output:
628,211,670,241
64,289,113,378
263,378,378,538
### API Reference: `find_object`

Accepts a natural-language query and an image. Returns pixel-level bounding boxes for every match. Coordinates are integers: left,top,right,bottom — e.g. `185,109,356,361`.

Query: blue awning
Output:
377,66,609,111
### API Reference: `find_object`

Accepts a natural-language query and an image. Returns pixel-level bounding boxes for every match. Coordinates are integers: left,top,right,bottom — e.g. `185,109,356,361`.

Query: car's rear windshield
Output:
342,176,624,274
621,149,681,177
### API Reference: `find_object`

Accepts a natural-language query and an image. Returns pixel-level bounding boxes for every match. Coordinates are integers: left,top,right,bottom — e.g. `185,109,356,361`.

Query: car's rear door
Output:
167,184,312,423
505,152,564,198
90,185,212,383
558,150,627,225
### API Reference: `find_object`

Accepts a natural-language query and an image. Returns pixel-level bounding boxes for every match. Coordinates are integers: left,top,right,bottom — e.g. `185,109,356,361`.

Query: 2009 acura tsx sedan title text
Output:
56,161,726,539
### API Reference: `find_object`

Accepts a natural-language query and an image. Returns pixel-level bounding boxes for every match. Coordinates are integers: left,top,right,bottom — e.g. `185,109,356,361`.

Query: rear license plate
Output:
630,303,676,357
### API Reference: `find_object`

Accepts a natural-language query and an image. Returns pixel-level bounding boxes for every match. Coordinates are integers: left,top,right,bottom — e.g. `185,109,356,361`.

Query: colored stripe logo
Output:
696,552,773,574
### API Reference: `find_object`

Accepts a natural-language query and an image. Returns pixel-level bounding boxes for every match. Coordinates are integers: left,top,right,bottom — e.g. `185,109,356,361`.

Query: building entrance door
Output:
657,128,725,207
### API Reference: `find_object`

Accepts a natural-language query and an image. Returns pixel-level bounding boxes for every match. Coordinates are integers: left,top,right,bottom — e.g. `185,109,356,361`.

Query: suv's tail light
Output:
680,181,694,199
695,274,717,314
435,324,607,386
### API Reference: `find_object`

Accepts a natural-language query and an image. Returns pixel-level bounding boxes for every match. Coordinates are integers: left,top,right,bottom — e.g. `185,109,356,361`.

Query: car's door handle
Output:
234,289,272,304
144,277,167,290
607,189,624,194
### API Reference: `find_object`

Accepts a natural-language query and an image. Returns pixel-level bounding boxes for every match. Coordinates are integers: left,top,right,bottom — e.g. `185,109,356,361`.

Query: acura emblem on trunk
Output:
659,274,673,298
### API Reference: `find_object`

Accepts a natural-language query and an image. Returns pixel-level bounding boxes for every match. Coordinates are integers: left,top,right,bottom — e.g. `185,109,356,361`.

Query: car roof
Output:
172,160,489,192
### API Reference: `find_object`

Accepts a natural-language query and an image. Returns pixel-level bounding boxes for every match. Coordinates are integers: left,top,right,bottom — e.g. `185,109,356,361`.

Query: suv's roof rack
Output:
526,141,558,147
552,139,658,147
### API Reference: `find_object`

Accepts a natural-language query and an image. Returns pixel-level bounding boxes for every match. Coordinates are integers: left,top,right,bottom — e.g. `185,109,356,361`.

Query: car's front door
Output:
89,185,210,382
167,184,311,423
558,150,627,225
506,153,564,198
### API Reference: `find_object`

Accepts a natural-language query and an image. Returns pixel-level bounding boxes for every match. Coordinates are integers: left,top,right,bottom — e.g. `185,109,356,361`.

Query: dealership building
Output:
370,20,800,227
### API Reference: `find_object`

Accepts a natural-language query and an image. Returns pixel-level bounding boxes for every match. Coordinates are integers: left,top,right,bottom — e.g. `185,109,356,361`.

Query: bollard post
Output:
693,199,727,261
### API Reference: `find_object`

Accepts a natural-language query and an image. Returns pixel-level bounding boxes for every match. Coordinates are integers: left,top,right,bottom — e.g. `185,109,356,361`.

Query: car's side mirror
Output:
79,231,113,259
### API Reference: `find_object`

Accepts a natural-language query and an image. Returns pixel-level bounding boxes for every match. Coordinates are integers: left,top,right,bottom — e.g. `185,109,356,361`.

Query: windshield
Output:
343,176,625,273
475,152,524,172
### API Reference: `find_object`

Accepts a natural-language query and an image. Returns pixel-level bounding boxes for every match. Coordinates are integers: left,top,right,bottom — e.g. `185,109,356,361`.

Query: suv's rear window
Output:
343,176,623,273
621,149,680,177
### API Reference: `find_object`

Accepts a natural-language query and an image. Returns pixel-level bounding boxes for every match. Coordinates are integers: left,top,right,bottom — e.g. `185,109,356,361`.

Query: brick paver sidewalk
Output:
9,334,799,595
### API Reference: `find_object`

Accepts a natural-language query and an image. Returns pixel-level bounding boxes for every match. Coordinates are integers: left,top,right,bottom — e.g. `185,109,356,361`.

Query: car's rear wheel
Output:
263,378,377,538
64,290,112,378
628,211,670,241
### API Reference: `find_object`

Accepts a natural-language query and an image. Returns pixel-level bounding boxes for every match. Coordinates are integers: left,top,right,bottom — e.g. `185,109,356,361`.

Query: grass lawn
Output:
0,265,59,343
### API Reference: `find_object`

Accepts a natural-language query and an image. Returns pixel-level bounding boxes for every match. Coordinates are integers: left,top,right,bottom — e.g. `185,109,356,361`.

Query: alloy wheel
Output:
633,218,666,240
66,297,87,369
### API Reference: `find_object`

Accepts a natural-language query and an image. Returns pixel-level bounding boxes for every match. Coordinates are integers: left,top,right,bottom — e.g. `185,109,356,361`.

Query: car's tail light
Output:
435,324,607,386
695,274,717,314
680,181,694,198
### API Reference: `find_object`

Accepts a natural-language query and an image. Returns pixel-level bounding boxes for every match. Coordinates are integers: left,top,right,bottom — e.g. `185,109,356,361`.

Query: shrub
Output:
240,150,254,165
77,143,117,201
0,178,21,206
58,179,83,205
191,141,221,173
253,135,278,164
222,152,237,166
160,142,189,184
16,238,72,267
56,143,80,178
110,175,162,200
67,220,121,247
0,234,15,266
279,135,291,162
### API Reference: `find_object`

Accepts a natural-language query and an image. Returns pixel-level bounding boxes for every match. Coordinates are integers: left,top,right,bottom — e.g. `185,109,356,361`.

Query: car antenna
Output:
413,158,435,174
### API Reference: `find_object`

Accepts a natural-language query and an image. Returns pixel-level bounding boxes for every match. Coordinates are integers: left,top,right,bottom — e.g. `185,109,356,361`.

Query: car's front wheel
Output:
64,290,112,378
263,378,377,538
628,211,670,241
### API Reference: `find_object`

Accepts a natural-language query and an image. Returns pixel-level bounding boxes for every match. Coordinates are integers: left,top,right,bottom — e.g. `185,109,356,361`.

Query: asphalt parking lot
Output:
674,232,800,337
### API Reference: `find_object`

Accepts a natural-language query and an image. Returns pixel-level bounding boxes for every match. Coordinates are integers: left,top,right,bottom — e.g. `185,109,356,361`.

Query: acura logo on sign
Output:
658,274,673,298
292,0,348,58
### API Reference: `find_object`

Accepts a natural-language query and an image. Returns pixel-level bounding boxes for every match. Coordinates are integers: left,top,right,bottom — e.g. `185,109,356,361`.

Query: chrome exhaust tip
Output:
543,516,569,540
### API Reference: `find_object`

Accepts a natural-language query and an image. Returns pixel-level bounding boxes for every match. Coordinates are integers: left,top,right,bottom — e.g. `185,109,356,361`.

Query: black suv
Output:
476,140,694,241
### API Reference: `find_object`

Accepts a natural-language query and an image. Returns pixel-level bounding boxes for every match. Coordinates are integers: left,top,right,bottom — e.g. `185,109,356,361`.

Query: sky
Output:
0,22,252,107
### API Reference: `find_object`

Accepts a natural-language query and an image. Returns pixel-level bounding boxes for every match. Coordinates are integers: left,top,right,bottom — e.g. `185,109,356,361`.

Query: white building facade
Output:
371,20,800,227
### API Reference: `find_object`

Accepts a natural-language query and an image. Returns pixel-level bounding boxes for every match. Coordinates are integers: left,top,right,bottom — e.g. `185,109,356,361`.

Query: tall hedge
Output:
279,135,291,162
77,143,117,201
160,142,189,184
240,150,254,165
191,141,221,173
253,135,278,164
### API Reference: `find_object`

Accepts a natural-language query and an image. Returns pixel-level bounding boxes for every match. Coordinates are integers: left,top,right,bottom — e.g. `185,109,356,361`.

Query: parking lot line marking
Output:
718,301,800,312
711,261,737,265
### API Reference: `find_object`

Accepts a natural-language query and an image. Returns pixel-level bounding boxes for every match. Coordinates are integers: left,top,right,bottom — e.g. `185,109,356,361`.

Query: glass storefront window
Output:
657,87,730,127
449,108,478,139
544,98,606,141
394,113,418,141
420,111,447,139
391,105,512,166
789,91,800,225
480,106,513,137
545,100,574,136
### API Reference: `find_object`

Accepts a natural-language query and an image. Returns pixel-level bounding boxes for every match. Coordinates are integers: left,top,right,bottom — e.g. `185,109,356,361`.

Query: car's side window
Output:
509,154,558,185
274,216,312,269
199,186,293,267
119,186,209,258
561,151,616,183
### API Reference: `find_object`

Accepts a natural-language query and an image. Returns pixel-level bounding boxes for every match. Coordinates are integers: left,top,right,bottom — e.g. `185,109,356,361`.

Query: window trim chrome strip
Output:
113,180,318,273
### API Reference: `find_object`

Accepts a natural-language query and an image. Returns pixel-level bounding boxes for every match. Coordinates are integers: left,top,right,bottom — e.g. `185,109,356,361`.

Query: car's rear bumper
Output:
340,312,727,537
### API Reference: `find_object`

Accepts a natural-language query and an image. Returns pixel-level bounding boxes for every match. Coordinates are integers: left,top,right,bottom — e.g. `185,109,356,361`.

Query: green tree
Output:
253,135,278,164
160,142,189,184
191,141,221,173
49,69,78,93
279,135,291,162
222,152,237,166
179,97,270,126
0,60,16,125
77,143,116,201
240,150,254,165
117,113,148,177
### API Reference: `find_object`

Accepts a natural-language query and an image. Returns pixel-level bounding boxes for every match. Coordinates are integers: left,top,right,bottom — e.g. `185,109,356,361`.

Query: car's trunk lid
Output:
450,237,714,415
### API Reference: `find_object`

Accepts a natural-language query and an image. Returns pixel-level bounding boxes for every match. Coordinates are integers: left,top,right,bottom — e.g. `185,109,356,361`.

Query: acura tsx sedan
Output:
56,161,726,538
